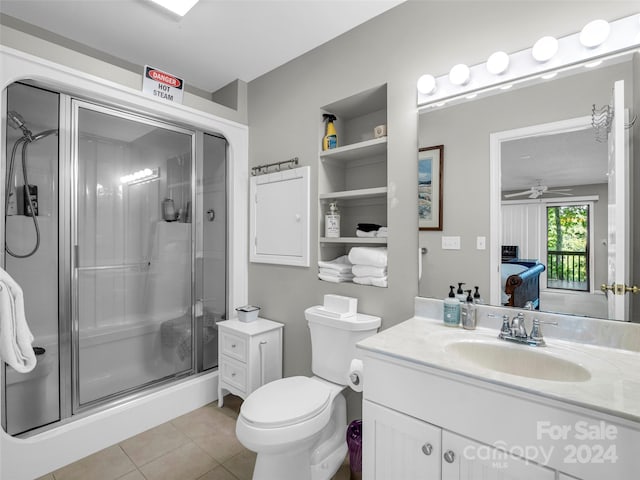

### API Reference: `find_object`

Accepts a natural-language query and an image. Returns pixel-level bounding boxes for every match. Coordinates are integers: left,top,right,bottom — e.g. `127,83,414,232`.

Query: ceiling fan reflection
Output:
504,184,573,199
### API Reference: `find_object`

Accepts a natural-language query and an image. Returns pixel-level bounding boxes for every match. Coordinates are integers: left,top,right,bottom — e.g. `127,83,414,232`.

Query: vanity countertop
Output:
357,315,640,425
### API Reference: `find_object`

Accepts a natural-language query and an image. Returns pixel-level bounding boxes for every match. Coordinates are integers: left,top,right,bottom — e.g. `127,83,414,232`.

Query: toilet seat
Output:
240,376,331,428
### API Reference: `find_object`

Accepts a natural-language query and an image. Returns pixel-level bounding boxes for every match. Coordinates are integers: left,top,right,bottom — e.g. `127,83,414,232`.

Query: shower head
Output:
7,110,34,141
7,111,26,130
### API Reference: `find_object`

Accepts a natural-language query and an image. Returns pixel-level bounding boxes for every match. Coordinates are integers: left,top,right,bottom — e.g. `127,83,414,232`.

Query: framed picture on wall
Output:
418,145,443,231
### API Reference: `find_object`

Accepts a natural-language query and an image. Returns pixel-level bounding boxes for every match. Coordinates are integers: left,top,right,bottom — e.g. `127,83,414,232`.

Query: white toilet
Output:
235,298,381,480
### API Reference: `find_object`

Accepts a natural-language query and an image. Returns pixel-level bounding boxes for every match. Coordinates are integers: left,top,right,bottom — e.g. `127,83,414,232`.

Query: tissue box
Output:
236,305,260,322
323,294,357,316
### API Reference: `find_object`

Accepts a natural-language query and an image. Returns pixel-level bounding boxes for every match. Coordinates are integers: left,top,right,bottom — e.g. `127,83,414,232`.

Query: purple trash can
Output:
346,419,362,480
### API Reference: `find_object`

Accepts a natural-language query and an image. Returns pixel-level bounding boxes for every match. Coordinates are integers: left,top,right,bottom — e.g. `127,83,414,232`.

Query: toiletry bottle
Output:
443,286,460,327
461,290,477,330
325,202,340,238
162,198,177,222
322,114,338,150
23,184,38,216
473,286,484,304
455,282,466,302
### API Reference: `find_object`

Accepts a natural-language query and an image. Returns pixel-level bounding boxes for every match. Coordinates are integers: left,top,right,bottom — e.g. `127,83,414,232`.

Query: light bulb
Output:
449,64,470,86
532,36,559,62
580,19,610,48
417,74,437,95
486,51,510,75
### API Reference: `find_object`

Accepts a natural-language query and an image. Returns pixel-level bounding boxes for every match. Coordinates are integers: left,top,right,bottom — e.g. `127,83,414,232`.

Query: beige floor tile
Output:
34,475,55,480
117,470,146,480
53,445,136,480
221,449,256,480
191,427,245,464
172,403,237,439
197,464,239,480
139,442,219,480
217,394,242,419
331,455,352,480
120,421,191,466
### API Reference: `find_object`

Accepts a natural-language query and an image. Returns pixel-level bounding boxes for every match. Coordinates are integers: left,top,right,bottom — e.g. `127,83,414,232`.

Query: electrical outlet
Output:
442,236,461,250
476,236,486,250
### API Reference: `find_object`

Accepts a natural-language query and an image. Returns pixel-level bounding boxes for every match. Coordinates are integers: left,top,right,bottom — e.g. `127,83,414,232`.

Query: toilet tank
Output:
305,306,381,385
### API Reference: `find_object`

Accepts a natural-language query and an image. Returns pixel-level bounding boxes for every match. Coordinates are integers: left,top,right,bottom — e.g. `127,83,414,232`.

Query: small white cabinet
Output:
217,318,283,407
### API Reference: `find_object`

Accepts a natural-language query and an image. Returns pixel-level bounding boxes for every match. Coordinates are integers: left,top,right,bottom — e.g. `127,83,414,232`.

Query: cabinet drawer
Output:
220,331,247,362
220,356,247,393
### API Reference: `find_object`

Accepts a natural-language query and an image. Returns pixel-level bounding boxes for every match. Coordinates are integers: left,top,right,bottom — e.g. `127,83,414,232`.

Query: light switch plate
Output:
476,236,486,250
442,236,461,250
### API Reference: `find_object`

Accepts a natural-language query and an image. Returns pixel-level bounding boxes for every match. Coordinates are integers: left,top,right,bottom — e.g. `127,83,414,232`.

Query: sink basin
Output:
446,340,591,382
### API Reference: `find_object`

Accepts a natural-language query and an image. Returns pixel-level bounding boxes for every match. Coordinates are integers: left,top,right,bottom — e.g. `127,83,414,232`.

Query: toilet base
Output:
252,438,347,480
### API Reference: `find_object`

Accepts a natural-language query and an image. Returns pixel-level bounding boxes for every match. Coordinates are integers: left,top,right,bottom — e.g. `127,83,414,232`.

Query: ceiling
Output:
0,0,405,95
501,127,608,192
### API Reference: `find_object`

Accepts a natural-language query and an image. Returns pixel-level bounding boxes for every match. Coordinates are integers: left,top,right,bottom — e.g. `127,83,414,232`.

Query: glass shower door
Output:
73,101,195,409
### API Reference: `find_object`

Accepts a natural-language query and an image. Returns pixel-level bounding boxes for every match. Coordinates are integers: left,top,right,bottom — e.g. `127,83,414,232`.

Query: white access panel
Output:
250,166,310,266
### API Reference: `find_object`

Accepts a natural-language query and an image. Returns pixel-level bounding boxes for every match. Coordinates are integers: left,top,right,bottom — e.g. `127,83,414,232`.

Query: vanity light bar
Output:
417,13,640,109
120,167,160,185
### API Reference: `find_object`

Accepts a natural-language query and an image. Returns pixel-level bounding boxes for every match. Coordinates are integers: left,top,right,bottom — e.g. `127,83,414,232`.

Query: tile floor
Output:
37,395,352,480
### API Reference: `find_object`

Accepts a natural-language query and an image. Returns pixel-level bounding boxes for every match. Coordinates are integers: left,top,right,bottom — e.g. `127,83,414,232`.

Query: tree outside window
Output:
546,205,589,291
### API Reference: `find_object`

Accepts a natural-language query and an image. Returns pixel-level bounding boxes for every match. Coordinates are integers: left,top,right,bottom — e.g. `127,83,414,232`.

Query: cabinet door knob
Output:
443,450,455,463
421,443,433,456
231,372,236,377
231,344,236,348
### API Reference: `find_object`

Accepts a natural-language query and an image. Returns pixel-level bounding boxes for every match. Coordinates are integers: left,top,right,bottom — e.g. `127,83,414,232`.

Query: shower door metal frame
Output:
69,99,198,414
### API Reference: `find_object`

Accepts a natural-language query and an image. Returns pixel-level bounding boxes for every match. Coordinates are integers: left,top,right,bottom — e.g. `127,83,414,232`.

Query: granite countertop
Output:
358,315,640,424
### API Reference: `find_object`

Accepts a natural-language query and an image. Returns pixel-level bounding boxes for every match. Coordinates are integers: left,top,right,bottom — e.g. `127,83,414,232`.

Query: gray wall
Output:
246,0,640,416
418,61,633,301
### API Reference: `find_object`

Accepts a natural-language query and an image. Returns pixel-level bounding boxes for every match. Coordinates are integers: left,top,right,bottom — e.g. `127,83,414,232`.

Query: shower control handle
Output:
207,209,215,222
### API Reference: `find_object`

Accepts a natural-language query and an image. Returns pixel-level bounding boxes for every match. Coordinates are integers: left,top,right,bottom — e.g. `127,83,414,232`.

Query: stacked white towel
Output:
0,267,36,373
318,255,354,283
348,247,388,288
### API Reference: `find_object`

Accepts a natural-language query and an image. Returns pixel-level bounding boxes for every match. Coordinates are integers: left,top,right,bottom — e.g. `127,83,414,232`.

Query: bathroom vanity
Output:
357,298,640,480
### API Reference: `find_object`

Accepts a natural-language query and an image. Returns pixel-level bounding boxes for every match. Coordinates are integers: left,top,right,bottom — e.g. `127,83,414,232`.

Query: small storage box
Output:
236,305,260,322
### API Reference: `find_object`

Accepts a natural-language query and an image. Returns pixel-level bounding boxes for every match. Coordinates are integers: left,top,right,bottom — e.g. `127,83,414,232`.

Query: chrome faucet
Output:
497,312,557,347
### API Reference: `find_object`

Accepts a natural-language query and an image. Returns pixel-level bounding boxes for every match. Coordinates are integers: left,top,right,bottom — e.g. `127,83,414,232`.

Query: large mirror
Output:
418,51,639,322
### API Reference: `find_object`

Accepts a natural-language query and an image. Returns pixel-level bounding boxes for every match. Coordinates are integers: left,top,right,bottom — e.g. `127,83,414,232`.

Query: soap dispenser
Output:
443,286,460,327
455,282,466,302
461,290,477,330
473,286,484,304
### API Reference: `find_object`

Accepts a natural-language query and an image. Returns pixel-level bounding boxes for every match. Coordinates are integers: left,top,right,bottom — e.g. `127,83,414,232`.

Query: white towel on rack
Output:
348,247,388,268
318,273,353,283
0,268,36,373
319,268,354,279
353,276,388,288
352,265,387,278
317,255,353,274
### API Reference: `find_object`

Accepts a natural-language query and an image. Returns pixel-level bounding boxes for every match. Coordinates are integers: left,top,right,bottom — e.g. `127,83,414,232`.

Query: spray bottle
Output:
322,114,337,150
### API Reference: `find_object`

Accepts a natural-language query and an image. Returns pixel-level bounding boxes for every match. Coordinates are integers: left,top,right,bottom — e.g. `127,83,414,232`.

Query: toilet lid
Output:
240,376,331,428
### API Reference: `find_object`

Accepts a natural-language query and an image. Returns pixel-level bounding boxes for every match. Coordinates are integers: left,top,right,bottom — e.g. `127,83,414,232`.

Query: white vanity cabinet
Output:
360,349,638,480
363,400,441,478
217,318,283,407
363,400,554,480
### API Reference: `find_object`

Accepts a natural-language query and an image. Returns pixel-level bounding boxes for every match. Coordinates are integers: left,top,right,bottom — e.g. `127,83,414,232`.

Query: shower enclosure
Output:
2,82,227,435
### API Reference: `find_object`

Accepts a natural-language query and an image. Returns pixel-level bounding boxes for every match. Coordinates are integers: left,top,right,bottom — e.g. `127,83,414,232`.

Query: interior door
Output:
606,80,630,321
